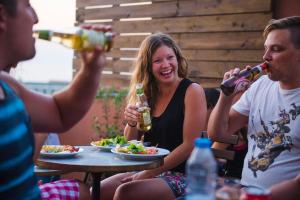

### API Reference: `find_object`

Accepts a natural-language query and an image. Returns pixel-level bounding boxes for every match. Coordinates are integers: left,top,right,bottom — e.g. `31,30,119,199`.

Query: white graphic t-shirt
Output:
233,75,300,189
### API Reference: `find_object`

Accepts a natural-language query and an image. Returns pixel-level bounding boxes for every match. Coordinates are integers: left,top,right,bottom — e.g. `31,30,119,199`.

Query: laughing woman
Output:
99,33,207,200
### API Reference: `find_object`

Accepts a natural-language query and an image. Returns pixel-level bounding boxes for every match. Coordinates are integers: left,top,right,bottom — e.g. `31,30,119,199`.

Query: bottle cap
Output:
260,63,268,70
104,32,114,51
195,138,211,148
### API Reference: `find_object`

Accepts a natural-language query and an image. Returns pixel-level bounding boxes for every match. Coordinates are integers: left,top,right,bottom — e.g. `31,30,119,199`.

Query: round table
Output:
34,165,65,177
36,146,164,200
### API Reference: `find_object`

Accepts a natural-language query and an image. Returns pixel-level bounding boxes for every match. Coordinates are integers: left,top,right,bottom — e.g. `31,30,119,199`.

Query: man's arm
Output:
207,93,248,142
269,173,300,200
2,26,110,133
33,47,105,132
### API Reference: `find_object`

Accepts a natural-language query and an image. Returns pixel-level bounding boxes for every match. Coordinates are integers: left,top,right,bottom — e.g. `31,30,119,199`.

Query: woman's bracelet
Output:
127,122,137,127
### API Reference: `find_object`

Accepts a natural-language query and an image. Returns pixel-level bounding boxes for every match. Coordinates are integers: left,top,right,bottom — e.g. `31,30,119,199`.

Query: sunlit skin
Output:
4,0,39,66
263,29,300,89
0,0,108,199
104,34,207,200
151,45,179,86
207,17,300,200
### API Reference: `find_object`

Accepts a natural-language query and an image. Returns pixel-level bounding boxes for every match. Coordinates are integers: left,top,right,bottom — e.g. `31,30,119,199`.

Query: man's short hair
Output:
0,0,17,16
263,16,300,49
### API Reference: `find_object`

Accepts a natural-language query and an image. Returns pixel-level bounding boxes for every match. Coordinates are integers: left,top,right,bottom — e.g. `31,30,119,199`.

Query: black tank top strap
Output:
144,78,193,173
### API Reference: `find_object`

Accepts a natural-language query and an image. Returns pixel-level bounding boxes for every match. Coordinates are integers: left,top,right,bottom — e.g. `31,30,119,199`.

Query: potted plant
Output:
91,87,128,139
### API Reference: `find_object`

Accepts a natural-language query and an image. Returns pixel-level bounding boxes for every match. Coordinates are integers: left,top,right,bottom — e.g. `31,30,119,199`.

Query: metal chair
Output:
201,131,239,161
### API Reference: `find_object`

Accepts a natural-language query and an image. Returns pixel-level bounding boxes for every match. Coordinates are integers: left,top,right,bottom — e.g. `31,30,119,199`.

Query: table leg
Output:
91,173,101,200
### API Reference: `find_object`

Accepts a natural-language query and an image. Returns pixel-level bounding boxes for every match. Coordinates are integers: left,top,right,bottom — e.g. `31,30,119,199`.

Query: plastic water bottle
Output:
185,138,217,200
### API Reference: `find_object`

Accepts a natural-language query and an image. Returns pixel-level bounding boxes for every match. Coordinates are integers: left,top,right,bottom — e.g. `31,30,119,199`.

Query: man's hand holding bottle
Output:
79,25,113,73
220,63,267,96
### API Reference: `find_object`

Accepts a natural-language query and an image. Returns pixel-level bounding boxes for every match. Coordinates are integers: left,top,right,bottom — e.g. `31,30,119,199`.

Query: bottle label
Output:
138,107,151,125
142,112,151,125
80,29,106,49
187,164,216,197
233,77,251,94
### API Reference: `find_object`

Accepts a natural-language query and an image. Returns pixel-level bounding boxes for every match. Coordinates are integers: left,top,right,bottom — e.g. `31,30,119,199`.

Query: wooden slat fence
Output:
75,0,273,88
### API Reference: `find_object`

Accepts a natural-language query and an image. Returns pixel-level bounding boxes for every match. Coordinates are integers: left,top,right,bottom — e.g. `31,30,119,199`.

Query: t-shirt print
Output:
247,103,300,177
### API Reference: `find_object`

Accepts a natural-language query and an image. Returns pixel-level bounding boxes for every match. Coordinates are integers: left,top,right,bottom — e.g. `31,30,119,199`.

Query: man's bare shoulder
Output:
0,71,23,96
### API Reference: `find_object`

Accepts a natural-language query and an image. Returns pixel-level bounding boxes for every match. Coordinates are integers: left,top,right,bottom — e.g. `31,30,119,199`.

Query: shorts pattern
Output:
157,171,187,198
39,179,79,200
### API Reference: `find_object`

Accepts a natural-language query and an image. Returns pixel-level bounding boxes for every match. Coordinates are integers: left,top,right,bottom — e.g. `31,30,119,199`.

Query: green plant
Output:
92,87,128,138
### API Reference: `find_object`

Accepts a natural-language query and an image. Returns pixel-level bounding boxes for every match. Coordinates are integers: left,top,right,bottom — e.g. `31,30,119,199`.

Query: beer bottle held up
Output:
135,83,152,132
33,27,113,52
220,63,267,96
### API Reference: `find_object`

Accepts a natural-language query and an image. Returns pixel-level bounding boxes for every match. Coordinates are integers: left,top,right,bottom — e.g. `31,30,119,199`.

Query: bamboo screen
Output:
75,0,273,88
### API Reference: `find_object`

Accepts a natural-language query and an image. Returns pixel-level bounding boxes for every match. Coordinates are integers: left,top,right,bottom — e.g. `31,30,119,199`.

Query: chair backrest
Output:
201,131,239,161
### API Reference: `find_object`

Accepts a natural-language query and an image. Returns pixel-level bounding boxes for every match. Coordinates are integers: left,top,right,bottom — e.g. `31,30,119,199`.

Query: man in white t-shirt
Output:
208,16,300,190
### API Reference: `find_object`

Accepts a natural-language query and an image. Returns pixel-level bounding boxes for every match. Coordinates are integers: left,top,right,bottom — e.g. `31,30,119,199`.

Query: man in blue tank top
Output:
0,0,110,199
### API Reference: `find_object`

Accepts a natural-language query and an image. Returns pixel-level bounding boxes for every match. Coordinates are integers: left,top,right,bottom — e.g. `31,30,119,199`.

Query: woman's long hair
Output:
127,33,188,112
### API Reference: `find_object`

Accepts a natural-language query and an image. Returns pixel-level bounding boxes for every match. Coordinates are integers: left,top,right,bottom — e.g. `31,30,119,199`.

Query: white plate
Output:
40,147,83,158
90,142,116,151
111,147,170,161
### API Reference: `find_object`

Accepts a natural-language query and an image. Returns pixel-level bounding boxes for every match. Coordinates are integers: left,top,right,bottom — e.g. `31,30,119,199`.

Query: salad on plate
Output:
41,145,79,153
115,143,158,154
111,143,169,160
91,135,128,151
40,145,83,158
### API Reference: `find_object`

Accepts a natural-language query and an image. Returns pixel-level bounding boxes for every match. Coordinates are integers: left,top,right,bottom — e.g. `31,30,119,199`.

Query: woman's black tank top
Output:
144,78,193,173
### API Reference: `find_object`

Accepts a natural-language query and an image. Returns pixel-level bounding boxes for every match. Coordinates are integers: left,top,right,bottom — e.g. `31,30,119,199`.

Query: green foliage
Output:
93,135,127,146
92,87,128,138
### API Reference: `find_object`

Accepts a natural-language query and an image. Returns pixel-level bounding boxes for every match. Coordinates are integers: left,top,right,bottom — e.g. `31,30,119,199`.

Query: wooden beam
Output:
112,13,271,33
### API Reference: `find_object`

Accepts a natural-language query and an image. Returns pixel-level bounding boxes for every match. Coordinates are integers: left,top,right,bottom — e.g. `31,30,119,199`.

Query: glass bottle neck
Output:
137,93,148,106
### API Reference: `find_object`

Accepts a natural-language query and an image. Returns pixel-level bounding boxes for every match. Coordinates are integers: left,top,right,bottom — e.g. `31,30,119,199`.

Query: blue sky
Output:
12,0,76,83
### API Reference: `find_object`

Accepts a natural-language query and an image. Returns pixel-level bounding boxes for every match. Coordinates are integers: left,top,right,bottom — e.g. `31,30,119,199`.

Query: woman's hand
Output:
120,170,155,183
124,104,140,127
